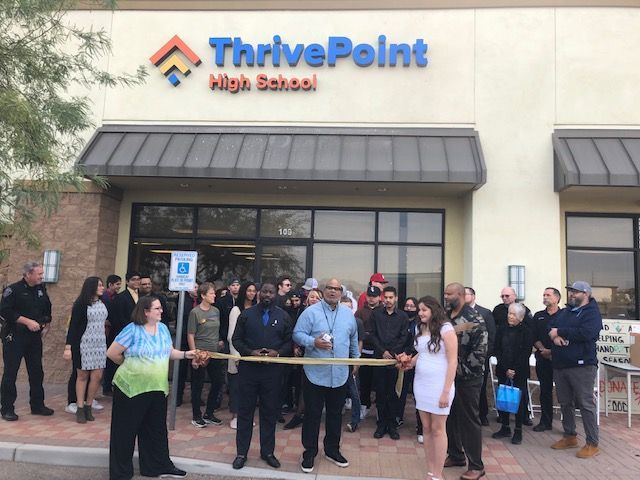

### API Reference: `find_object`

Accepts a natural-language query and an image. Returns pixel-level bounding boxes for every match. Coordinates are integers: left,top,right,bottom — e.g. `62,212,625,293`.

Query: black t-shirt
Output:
532,308,562,350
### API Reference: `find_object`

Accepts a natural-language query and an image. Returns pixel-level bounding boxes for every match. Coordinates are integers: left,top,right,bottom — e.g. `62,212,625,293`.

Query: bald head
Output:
323,278,342,307
500,287,517,305
444,282,465,312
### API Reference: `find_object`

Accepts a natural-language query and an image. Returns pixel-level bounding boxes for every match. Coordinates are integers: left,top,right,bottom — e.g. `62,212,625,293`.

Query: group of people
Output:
0,262,604,480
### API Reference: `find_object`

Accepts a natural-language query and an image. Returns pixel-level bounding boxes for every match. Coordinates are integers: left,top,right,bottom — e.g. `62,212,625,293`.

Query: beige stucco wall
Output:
69,6,640,304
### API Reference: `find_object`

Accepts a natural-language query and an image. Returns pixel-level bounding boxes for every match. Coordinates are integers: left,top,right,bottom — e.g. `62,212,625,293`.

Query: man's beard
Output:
446,298,459,311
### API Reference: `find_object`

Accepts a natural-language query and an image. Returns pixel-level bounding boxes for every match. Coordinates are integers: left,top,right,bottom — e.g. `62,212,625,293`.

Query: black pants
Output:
375,367,400,428
358,352,374,408
280,365,294,409
228,372,239,414
478,356,490,421
1,332,45,413
190,360,223,419
398,367,415,421
535,355,554,427
109,387,174,480
497,375,528,429
446,377,484,471
236,362,282,457
302,372,347,458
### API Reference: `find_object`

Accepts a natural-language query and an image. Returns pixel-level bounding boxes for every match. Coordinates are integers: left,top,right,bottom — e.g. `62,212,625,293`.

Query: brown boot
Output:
84,405,95,422
576,444,600,458
76,405,87,424
551,435,578,449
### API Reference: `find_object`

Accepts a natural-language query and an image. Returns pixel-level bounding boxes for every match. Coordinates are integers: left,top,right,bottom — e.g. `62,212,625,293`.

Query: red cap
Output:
369,273,388,284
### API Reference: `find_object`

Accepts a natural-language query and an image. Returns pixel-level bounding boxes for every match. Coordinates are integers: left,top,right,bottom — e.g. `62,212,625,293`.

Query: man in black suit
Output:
464,287,496,426
103,271,140,395
231,283,292,470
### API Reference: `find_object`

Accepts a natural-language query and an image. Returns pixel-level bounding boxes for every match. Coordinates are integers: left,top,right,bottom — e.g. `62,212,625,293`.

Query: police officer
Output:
0,261,54,421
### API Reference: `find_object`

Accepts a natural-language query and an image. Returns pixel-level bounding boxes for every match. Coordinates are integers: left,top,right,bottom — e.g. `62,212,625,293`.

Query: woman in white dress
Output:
403,296,458,480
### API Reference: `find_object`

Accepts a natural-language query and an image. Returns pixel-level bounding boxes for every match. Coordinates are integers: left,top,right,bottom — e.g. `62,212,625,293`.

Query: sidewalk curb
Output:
0,441,398,480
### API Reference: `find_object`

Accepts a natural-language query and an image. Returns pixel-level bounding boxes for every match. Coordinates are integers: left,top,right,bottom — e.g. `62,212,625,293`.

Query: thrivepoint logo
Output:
149,35,202,86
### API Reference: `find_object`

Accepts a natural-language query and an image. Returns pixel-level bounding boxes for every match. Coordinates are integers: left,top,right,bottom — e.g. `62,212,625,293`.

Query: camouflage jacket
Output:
449,304,488,381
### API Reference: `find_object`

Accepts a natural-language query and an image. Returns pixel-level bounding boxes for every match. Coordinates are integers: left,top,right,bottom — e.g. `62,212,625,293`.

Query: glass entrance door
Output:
258,243,308,286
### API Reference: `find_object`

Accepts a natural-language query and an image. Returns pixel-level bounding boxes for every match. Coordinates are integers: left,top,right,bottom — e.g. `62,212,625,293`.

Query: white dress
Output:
413,323,456,415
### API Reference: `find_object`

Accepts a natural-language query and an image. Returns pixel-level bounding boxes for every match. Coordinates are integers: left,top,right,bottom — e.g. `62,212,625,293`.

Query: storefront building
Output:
4,1,640,379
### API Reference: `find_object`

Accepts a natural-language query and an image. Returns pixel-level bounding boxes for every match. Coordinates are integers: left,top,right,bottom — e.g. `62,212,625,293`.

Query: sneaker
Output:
344,398,352,410
417,434,424,444
346,422,358,432
301,453,315,473
576,443,600,458
360,406,369,420
325,450,349,468
191,418,207,428
551,435,578,450
395,417,404,428
91,399,104,411
230,417,238,429
511,428,523,445
203,413,222,425
159,466,187,478
65,403,78,414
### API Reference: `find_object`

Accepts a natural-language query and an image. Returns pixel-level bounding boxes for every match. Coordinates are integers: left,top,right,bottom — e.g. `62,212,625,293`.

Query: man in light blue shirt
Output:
293,278,359,474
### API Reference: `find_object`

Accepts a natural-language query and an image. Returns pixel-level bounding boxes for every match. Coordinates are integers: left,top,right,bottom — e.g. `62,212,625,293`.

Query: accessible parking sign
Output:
169,251,198,291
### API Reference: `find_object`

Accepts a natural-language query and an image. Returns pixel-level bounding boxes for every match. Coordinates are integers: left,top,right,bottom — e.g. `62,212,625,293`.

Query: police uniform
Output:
0,278,52,417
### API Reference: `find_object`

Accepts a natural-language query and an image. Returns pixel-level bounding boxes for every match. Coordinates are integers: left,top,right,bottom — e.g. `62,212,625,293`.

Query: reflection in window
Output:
567,217,633,248
196,241,256,284
260,210,311,238
260,246,306,285
134,206,194,237
378,212,442,243
567,250,636,319
377,245,442,300
313,243,374,294
314,211,375,241
130,239,192,286
198,207,257,237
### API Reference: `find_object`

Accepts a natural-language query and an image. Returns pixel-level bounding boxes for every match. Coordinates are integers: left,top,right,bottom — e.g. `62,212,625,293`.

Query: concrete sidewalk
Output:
1,383,639,479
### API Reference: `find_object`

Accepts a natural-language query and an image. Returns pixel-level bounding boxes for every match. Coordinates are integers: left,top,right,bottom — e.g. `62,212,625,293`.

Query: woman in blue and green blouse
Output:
107,294,197,480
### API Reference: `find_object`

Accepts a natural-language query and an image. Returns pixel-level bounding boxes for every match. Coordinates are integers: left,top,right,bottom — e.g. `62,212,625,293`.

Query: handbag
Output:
496,379,522,414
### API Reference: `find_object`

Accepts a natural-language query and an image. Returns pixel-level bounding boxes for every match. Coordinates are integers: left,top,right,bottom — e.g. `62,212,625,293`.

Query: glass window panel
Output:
378,245,443,300
567,217,633,248
134,206,194,238
197,207,257,237
313,243,374,295
196,241,256,284
129,239,192,288
314,210,375,241
260,210,311,238
567,249,636,319
378,212,443,243
260,245,306,286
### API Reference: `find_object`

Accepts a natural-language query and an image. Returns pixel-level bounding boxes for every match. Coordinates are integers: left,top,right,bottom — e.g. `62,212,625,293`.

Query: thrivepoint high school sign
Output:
150,34,429,92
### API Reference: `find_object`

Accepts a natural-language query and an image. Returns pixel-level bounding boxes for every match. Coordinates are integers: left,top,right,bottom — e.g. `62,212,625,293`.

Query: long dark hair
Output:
415,296,449,353
76,276,103,308
237,282,257,312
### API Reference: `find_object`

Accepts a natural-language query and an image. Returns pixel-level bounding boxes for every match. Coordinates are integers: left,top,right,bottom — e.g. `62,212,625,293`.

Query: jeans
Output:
347,367,361,426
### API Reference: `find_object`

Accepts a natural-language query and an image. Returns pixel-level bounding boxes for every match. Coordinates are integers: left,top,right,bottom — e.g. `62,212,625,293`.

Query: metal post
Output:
168,290,185,431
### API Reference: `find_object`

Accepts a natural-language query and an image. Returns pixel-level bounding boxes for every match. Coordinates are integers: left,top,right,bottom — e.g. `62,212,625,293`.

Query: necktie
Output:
262,309,270,326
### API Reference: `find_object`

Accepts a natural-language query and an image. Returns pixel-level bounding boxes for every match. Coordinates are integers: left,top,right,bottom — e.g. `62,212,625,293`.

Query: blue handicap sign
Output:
177,262,190,275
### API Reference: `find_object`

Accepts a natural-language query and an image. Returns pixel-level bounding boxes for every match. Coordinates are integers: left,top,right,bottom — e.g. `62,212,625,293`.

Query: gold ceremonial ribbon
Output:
203,351,405,396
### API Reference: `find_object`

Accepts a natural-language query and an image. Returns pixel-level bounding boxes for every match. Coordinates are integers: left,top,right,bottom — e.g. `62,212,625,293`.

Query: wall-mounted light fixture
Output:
508,265,525,302
43,250,61,283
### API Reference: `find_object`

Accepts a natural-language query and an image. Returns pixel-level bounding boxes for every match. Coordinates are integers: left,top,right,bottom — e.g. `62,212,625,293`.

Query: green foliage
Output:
0,0,147,261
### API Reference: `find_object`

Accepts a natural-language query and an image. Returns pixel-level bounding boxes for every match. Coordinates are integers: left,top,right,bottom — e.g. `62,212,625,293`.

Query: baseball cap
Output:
566,281,592,294
229,278,241,286
289,290,302,299
302,278,319,290
369,273,388,284
367,285,382,297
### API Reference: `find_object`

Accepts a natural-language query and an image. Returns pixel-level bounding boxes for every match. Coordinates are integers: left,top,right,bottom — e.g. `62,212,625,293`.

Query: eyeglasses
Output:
325,286,342,292
283,283,292,287
500,295,513,298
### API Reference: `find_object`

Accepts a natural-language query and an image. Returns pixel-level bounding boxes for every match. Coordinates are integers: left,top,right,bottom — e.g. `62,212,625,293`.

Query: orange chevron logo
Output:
150,35,202,86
